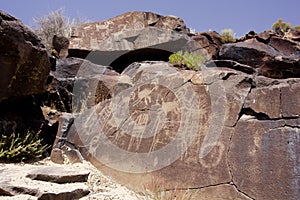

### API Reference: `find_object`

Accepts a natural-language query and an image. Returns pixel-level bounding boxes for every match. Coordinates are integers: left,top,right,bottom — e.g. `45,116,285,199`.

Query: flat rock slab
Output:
0,164,90,199
0,194,38,200
26,166,90,183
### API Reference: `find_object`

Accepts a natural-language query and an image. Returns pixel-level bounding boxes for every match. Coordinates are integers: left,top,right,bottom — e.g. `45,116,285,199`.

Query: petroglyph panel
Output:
72,63,236,190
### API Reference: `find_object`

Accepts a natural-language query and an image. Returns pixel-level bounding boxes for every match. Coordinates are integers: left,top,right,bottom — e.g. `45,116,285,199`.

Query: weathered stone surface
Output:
57,61,300,200
286,29,300,42
0,194,37,200
269,36,300,56
256,30,274,42
70,11,189,51
68,11,214,71
0,11,50,102
281,82,300,117
164,184,251,200
218,37,300,78
244,78,300,119
0,164,90,199
229,119,300,200
65,62,257,193
26,166,90,183
244,85,282,119
52,35,69,58
37,186,89,200
205,60,257,74
42,57,122,113
52,57,119,78
191,31,223,60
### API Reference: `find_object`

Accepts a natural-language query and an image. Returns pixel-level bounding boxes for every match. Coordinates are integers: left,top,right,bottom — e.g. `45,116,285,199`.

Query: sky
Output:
0,0,299,37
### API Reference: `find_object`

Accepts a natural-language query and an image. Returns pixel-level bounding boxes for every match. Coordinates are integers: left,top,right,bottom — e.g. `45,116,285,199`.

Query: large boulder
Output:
52,35,70,58
51,61,300,199
68,12,214,72
0,11,50,102
218,33,300,78
70,11,189,51
191,31,223,60
0,11,55,150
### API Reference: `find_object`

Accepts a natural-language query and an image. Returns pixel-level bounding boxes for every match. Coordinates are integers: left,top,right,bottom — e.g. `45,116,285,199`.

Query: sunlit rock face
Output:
55,61,300,200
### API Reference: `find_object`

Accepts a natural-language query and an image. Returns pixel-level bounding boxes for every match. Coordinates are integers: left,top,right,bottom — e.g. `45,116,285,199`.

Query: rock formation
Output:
52,35,70,58
0,11,50,102
0,11,54,143
68,11,223,72
46,11,300,200
0,10,299,200
54,61,299,200
218,31,300,78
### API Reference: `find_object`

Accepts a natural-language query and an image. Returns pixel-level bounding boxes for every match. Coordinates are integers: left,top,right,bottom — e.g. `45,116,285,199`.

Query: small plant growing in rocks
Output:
293,25,300,31
220,29,236,43
33,8,85,49
0,130,49,162
169,51,204,71
272,18,291,32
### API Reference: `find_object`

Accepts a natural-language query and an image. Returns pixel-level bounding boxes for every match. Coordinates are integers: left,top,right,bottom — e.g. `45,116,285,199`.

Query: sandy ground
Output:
0,158,146,200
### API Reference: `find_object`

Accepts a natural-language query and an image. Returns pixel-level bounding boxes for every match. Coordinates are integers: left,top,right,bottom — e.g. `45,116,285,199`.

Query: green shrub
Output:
293,25,300,31
169,51,204,71
272,18,291,32
220,29,235,43
0,131,49,162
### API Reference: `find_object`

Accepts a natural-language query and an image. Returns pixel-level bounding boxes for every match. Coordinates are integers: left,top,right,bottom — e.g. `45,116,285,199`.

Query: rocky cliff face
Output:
68,11,222,72
0,11,50,102
56,61,299,200
0,11,54,141
0,10,299,200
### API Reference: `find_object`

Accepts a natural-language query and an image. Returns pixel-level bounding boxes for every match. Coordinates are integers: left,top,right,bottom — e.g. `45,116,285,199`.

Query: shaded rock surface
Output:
0,11,56,153
218,32,300,78
0,11,50,102
52,35,69,58
41,57,121,113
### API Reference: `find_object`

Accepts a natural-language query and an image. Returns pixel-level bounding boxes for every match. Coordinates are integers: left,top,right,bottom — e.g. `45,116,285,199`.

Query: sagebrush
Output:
139,178,194,200
272,18,300,32
34,8,85,49
220,29,235,43
0,130,49,162
169,51,204,71
272,18,291,32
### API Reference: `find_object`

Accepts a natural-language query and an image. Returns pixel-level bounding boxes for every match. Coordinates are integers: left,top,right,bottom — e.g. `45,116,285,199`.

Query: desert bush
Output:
34,8,84,49
0,130,49,162
169,51,204,71
293,25,300,30
220,29,235,43
139,178,194,200
272,18,291,32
